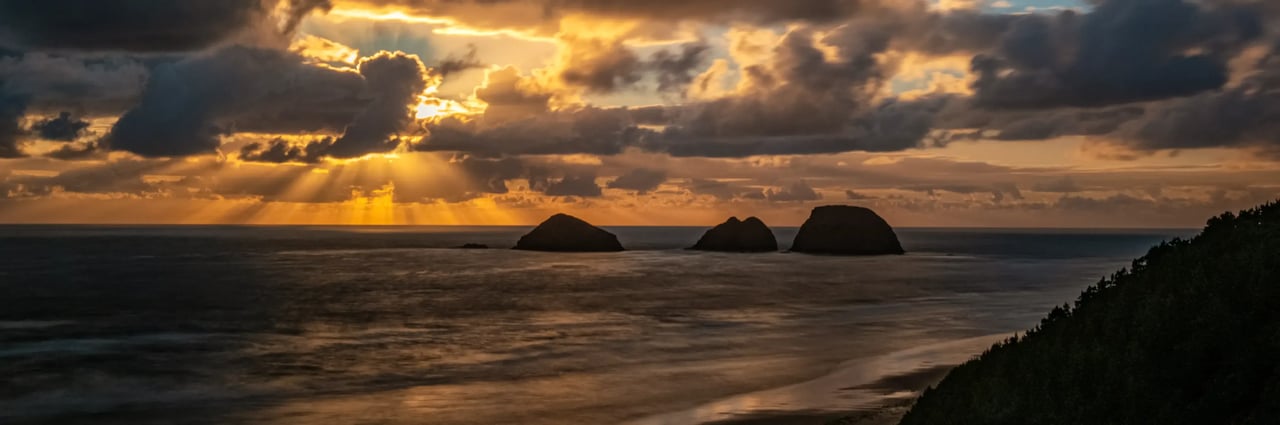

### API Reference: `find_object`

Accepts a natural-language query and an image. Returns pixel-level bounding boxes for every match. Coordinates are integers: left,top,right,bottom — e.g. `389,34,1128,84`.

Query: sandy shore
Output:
626,334,1004,425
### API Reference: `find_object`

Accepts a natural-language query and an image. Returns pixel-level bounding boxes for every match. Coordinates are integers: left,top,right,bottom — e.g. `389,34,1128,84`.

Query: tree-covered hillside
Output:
899,201,1280,425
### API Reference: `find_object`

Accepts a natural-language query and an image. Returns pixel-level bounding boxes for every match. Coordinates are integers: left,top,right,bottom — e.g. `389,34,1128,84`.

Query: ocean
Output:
0,225,1193,425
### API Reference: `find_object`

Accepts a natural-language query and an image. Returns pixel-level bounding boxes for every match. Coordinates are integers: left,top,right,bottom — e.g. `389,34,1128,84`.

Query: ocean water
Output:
0,225,1193,425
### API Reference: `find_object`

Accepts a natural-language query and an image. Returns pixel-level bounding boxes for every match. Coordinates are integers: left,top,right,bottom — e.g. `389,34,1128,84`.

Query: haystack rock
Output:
790,205,904,255
690,216,778,252
513,214,624,252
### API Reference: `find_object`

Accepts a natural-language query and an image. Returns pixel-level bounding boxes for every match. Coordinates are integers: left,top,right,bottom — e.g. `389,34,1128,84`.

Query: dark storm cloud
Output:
931,103,1147,142
31,112,91,141
607,168,667,194
0,53,149,117
543,39,708,94
239,138,327,163
0,0,336,52
105,46,359,157
656,96,952,157
650,42,711,93
541,174,603,197
108,47,427,159
416,106,646,157
0,0,267,52
1117,49,1280,156
988,108,1146,141
0,90,26,158
455,156,526,194
323,52,428,158
969,0,1264,109
558,37,643,93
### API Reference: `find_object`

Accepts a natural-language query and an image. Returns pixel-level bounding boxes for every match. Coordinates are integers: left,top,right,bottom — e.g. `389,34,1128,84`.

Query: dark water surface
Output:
0,225,1193,424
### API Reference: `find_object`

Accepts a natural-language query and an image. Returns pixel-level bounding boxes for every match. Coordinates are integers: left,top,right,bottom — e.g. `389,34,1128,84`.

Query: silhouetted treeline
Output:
898,200,1280,425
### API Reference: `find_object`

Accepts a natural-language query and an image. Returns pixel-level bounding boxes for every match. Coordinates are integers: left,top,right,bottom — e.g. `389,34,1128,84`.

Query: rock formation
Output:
690,216,778,252
513,214,624,252
790,205,904,255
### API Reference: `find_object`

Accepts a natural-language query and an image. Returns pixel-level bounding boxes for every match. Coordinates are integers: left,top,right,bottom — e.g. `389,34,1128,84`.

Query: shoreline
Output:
624,334,1008,425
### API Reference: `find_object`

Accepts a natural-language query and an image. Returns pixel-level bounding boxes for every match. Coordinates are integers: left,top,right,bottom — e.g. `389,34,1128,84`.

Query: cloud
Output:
434,44,484,77
238,138,325,163
455,156,526,195
472,66,555,123
556,36,642,93
417,106,644,157
0,91,25,158
541,173,603,197
684,178,742,200
1,158,179,197
44,141,103,160
281,0,334,36
339,0,901,38
650,42,711,93
107,46,427,159
764,181,822,202
845,189,874,200
1115,50,1280,156
322,51,428,158
0,0,280,52
31,112,90,141
991,182,1023,202
4,0,1280,171
0,53,148,116
104,46,357,157
1032,176,1082,193
656,96,953,157
968,0,1264,108
607,168,667,194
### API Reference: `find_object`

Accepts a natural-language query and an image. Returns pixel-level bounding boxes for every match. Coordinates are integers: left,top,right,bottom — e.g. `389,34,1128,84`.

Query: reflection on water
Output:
628,335,1005,425
0,226,1189,424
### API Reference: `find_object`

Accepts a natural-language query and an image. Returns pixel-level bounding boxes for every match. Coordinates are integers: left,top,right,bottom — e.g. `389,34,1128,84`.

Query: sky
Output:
0,0,1277,227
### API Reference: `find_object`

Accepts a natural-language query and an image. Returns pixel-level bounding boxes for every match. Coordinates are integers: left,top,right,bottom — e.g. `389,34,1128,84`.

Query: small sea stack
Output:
513,214,624,252
790,205,904,255
690,216,778,252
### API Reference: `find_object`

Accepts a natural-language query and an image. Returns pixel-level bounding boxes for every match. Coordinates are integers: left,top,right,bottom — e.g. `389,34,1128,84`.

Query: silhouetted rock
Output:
790,205,904,255
456,243,488,249
690,216,778,252
513,214,624,252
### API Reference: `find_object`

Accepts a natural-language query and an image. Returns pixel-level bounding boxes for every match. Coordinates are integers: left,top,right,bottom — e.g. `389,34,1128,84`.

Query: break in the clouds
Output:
0,0,1277,226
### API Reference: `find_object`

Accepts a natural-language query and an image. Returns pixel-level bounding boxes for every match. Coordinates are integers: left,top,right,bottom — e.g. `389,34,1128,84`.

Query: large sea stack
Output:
513,214,624,252
790,205,904,255
690,216,778,252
